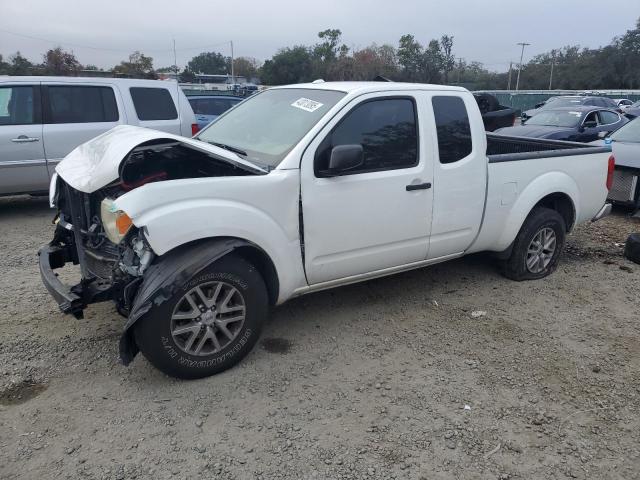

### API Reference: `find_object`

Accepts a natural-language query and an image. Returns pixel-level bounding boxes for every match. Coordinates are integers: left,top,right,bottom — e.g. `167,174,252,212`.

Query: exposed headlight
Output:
100,198,133,244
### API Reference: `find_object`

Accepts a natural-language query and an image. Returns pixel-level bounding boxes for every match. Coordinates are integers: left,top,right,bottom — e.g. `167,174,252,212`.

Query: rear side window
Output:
0,86,37,125
130,87,177,120
315,98,418,175
46,86,118,124
432,96,473,164
189,98,237,116
599,110,619,125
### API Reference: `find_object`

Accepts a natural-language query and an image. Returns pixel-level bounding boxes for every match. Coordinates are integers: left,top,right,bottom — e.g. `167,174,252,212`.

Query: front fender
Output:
495,171,579,251
119,237,252,365
113,192,305,303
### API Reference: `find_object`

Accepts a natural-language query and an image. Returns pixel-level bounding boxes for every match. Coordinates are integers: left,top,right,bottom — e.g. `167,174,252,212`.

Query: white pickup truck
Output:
39,82,614,379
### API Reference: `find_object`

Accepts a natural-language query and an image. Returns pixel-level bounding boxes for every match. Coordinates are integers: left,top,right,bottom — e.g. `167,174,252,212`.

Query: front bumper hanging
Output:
38,244,85,318
38,243,116,319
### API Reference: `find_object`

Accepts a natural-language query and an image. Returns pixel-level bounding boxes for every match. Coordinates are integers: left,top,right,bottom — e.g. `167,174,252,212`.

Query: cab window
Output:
432,96,473,164
314,97,418,176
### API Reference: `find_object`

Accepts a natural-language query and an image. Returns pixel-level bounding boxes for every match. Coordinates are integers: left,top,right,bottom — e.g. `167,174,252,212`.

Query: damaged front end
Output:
39,176,154,319
39,125,264,320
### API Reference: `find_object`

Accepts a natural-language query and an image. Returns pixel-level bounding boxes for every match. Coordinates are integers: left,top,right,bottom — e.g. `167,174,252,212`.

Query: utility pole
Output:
457,57,463,84
548,54,555,90
230,40,235,86
507,60,513,90
515,42,530,91
172,38,178,77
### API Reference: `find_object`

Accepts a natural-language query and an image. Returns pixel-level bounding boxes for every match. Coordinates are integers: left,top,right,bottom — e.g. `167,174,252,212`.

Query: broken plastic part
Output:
118,237,253,365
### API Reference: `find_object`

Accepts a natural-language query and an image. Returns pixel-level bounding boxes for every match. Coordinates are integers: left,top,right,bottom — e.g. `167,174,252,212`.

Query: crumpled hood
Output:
55,125,266,193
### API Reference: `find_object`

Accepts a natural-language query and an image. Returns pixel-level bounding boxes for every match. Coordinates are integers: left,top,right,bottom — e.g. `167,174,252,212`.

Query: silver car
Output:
0,76,197,196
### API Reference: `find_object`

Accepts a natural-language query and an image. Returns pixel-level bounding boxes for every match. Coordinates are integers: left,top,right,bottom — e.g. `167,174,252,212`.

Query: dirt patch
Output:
260,337,292,354
0,197,639,480
0,379,47,406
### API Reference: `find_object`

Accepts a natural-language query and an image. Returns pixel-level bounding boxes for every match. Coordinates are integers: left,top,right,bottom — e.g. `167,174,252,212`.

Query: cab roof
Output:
271,81,468,95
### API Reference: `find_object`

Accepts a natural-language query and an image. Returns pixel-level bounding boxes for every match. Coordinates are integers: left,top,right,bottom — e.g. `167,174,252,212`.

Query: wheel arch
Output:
494,172,579,252
532,192,576,232
119,236,280,366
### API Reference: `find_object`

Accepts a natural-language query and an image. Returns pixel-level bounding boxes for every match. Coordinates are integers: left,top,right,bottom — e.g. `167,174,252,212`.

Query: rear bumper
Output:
591,203,612,222
38,244,85,318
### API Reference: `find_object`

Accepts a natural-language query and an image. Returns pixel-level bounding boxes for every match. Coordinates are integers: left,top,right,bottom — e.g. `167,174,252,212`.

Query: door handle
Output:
406,182,431,191
11,135,40,143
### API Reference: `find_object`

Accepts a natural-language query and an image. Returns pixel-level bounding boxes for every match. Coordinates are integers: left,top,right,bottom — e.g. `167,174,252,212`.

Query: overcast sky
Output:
1,0,638,72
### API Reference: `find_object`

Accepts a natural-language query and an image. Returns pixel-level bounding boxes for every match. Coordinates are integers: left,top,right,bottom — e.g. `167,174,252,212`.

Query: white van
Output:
0,76,197,196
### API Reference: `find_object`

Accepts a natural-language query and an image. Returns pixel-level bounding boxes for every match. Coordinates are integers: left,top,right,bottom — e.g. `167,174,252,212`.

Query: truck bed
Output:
487,134,611,162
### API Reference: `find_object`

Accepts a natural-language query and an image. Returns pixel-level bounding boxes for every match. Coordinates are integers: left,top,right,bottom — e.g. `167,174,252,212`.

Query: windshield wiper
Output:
207,141,247,157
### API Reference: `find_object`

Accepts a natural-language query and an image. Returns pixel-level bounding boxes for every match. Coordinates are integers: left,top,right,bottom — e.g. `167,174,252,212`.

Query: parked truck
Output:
39,82,614,379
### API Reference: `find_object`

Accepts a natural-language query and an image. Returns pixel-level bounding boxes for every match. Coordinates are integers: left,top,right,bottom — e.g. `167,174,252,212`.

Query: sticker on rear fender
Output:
291,98,324,112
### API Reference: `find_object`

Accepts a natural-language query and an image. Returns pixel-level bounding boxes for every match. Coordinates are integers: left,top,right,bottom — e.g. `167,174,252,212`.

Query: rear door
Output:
128,86,182,135
0,83,48,194
301,93,434,284
41,83,123,173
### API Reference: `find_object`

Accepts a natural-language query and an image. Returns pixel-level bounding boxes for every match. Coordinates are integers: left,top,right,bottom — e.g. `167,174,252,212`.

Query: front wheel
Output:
133,254,268,379
502,207,566,281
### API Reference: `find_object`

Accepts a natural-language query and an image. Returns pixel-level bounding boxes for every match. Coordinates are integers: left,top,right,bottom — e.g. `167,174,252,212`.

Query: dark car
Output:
590,117,640,209
495,106,628,143
473,93,521,131
522,95,619,121
188,95,243,130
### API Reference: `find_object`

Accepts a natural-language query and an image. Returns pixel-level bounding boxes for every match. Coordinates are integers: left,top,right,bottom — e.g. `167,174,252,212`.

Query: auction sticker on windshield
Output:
291,98,324,112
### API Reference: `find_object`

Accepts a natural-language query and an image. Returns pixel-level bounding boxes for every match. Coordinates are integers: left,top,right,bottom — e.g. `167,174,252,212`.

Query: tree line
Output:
1,18,638,89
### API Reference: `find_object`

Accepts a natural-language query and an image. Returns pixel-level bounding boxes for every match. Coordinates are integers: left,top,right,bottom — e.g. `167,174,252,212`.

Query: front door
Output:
0,84,47,195
300,94,433,284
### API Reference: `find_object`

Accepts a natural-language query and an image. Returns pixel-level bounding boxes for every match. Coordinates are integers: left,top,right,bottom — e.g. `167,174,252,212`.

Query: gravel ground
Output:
1,195,639,480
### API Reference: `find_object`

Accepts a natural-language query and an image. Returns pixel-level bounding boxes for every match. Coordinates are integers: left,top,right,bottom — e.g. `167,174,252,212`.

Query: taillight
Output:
191,123,200,136
606,154,615,190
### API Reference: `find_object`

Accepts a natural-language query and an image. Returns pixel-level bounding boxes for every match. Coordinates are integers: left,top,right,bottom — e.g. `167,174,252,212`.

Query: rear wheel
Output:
133,254,268,379
503,207,566,281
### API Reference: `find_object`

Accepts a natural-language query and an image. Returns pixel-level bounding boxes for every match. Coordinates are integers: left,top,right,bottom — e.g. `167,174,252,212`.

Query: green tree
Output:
397,35,423,81
0,54,8,75
187,52,229,74
8,52,35,75
113,51,156,78
42,47,81,76
233,57,260,79
440,35,455,83
422,39,443,83
260,46,313,85
179,68,196,83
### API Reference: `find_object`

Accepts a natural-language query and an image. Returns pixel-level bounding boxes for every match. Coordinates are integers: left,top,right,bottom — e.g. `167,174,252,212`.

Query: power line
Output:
0,29,231,54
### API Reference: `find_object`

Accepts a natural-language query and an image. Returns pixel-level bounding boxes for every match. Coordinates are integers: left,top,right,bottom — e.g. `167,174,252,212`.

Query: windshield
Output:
196,88,345,169
610,117,640,143
525,110,582,127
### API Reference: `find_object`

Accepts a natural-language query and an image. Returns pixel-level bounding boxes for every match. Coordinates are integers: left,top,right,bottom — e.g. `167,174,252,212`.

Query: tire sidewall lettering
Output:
161,328,253,369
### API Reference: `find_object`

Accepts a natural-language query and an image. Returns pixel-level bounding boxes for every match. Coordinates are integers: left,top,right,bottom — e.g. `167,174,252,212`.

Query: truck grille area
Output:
84,245,120,280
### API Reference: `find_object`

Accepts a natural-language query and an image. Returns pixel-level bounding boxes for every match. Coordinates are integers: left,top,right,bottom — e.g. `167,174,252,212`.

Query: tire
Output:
133,253,268,379
502,207,566,281
624,233,640,264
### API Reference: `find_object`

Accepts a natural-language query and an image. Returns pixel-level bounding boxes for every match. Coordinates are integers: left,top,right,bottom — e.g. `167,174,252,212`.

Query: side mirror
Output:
597,131,610,139
321,145,364,176
583,120,598,129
